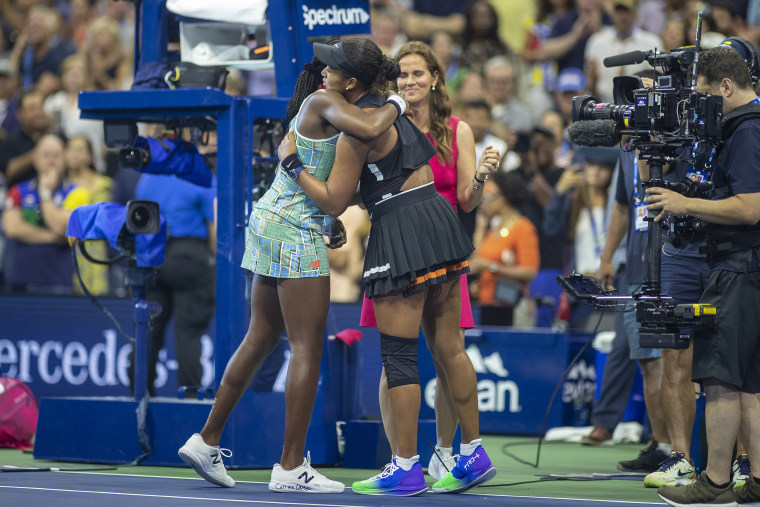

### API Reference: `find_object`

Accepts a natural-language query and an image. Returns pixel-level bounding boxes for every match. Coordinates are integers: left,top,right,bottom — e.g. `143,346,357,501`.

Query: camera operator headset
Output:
648,44,760,503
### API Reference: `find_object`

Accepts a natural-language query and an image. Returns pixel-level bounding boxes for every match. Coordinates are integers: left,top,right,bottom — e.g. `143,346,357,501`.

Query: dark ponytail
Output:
285,56,326,122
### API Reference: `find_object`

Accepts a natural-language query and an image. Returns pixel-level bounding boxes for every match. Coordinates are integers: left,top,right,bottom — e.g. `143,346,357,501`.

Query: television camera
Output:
561,13,721,349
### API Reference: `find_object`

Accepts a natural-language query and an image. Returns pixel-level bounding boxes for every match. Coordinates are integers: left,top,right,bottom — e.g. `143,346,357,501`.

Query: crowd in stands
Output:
0,0,757,328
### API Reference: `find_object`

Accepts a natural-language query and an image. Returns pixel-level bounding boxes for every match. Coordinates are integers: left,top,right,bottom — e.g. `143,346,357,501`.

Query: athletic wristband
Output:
282,153,306,180
385,94,405,117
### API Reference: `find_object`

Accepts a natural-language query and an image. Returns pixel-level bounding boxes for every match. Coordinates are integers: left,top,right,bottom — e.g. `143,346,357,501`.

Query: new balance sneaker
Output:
428,449,458,481
178,433,235,487
352,458,428,496
269,452,345,493
431,445,497,494
734,473,760,505
644,452,696,487
734,454,752,487
658,472,735,507
618,440,669,473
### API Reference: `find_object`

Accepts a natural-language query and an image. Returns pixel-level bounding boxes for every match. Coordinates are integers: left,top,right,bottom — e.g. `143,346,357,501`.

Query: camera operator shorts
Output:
623,283,661,360
693,268,760,393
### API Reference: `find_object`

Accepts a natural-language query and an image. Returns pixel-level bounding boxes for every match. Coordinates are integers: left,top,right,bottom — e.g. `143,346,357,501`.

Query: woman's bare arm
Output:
311,90,399,141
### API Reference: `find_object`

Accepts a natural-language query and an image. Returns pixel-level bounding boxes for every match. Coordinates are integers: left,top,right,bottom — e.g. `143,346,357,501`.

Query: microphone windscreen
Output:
568,120,622,147
603,50,648,68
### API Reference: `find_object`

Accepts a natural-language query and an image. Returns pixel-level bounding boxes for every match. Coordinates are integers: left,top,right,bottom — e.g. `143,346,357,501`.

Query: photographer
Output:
652,46,760,506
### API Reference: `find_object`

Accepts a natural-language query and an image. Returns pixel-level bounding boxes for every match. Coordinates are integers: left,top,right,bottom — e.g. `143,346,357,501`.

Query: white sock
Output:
395,455,419,471
436,446,453,459
460,439,483,457
657,442,673,454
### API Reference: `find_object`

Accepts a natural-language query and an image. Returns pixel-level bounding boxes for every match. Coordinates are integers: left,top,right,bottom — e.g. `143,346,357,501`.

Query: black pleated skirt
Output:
362,183,474,298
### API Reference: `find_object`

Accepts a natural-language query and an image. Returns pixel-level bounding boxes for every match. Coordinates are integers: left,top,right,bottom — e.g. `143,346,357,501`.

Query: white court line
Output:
0,486,370,507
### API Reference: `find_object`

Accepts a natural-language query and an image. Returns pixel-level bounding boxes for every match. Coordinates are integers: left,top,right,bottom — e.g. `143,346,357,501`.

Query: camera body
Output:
637,301,716,349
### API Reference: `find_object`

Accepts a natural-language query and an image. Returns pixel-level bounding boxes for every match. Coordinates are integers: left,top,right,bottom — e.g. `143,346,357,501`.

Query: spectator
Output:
543,147,617,326
522,0,575,94
460,0,510,76
554,67,587,125
0,58,19,140
44,53,106,172
660,16,688,52
83,16,132,91
487,0,537,54
2,133,74,294
584,0,662,104
66,0,97,48
457,99,514,171
400,0,467,40
454,69,486,106
469,170,540,326
371,6,405,56
534,0,610,72
0,90,52,186
9,5,77,96
62,134,113,295
103,0,136,51
134,171,216,396
540,109,574,171
429,31,464,87
709,0,759,44
484,56,532,150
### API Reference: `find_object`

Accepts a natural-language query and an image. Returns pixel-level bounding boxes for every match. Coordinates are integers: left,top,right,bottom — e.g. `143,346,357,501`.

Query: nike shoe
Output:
644,452,696,487
658,472,735,507
734,473,760,505
431,445,497,494
428,449,458,481
178,433,235,487
618,440,669,473
269,452,345,493
352,458,428,496
733,453,751,487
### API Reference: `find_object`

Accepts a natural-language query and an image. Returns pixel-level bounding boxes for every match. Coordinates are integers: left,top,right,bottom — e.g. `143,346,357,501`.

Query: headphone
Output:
719,37,760,86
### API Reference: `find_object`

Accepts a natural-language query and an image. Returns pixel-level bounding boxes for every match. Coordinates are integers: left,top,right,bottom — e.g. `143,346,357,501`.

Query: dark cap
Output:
576,146,620,167
313,41,373,83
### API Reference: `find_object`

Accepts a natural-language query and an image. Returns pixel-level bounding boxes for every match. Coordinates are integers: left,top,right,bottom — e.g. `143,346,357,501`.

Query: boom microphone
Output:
568,120,623,147
603,50,648,68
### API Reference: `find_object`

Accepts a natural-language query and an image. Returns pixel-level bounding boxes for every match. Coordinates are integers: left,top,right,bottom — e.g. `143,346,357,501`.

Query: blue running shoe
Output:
431,445,497,493
352,459,428,496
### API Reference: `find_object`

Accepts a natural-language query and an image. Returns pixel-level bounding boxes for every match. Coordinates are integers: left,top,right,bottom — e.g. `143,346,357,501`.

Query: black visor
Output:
313,41,373,83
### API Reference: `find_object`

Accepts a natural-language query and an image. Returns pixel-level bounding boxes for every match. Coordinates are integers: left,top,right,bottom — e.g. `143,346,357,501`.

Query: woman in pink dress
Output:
359,41,500,478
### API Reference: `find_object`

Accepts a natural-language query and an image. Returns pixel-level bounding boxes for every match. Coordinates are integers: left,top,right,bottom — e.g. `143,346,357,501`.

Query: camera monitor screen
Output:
557,274,613,299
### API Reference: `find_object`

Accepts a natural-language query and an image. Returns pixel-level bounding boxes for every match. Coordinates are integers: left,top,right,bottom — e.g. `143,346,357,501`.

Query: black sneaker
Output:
618,440,669,473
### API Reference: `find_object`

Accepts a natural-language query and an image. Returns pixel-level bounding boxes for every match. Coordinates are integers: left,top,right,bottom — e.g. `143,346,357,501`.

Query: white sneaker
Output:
427,449,458,481
269,452,345,493
178,433,235,488
643,451,695,487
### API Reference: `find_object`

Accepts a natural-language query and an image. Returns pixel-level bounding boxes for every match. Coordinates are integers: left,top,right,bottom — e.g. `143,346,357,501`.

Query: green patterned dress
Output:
241,118,338,278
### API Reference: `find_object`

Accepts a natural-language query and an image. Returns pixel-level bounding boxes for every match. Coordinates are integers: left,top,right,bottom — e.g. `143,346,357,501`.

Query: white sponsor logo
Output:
561,359,596,405
302,4,370,31
424,345,521,413
0,332,214,389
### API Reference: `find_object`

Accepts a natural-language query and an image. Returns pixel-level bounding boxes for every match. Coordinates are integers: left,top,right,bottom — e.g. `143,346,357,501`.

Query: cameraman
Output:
652,46,760,506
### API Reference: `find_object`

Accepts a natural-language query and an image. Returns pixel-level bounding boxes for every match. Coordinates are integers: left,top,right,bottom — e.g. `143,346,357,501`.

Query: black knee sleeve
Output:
380,333,419,389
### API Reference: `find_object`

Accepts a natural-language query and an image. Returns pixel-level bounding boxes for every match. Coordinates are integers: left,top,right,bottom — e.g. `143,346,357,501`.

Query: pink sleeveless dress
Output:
359,116,475,329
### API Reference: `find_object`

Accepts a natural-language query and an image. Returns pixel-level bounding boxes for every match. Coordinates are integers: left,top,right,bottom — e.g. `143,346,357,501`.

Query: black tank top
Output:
354,94,436,207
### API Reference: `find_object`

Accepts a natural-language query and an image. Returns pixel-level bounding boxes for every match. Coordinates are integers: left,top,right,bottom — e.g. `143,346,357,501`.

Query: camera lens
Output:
125,200,160,235
118,147,151,169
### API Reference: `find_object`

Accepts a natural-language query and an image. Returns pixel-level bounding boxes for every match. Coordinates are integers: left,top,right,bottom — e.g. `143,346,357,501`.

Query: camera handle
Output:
640,159,665,297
